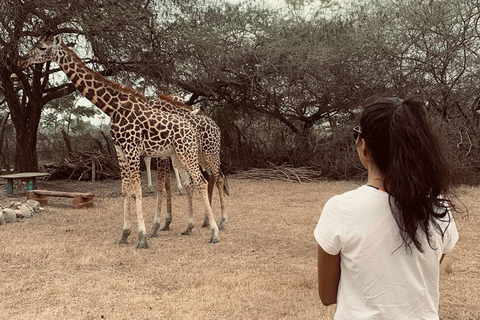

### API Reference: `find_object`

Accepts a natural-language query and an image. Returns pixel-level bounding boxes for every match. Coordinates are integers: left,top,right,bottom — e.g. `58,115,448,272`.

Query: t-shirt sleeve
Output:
314,197,344,255
442,212,459,254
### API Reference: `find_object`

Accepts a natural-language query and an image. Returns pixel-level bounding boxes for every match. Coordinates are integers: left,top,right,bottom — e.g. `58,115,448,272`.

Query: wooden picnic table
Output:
0,172,49,194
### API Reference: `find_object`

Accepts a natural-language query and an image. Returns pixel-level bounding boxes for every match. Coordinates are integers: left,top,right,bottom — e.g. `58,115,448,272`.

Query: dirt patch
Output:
0,174,478,320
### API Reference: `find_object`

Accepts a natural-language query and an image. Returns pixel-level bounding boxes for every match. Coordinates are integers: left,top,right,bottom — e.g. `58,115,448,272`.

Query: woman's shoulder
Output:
328,185,383,203
323,185,389,218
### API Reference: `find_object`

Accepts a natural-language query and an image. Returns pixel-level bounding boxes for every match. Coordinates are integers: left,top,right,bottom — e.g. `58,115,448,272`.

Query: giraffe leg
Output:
116,145,132,245
163,163,173,230
119,193,132,244
172,165,185,196
128,155,148,249
174,148,219,243
216,175,227,230
150,158,168,237
203,155,227,230
199,180,219,243
202,173,215,228
188,166,219,243
179,171,195,235
144,156,155,193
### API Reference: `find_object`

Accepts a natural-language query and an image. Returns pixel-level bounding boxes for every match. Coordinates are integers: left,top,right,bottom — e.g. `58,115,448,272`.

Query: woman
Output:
314,96,459,319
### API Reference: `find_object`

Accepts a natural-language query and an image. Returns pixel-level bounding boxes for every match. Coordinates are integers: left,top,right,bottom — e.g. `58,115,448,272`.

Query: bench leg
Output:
73,194,94,209
6,178,13,194
26,177,37,191
26,191,48,205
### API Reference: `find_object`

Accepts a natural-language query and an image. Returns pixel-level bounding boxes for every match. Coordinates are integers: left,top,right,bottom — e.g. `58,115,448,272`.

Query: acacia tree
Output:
152,2,366,159
0,0,160,171
352,0,480,120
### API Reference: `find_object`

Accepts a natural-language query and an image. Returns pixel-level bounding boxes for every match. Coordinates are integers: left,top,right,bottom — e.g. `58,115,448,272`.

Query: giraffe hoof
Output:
136,243,149,249
209,238,220,244
201,222,209,228
118,239,129,245
161,227,171,231
148,233,158,238
219,222,227,230
181,230,192,236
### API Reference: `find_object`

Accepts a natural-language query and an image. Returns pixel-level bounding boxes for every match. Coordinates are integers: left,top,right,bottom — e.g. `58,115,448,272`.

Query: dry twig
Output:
231,163,322,182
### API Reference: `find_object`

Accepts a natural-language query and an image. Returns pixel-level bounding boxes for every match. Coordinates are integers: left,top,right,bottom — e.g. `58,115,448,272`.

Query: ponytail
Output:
359,96,455,252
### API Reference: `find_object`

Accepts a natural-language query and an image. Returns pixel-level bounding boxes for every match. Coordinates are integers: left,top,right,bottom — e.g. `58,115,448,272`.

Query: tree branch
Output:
39,84,77,105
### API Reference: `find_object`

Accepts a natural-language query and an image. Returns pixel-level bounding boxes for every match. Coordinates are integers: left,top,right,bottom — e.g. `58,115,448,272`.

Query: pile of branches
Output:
44,150,120,181
231,163,323,183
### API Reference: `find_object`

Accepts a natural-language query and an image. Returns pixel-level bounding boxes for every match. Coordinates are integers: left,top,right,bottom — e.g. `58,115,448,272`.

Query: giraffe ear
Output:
53,34,62,45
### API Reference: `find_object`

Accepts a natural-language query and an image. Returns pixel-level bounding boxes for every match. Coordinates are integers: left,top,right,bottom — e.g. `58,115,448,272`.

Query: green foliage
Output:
41,94,100,134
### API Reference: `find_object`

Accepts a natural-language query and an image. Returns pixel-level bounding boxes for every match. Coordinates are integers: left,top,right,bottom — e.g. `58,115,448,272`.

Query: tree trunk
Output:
2,64,44,172
14,120,40,172
292,122,313,165
0,111,10,169
10,95,44,172
61,128,73,154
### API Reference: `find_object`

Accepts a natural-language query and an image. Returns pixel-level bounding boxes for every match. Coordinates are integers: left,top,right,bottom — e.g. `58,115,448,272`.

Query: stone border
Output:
0,200,44,225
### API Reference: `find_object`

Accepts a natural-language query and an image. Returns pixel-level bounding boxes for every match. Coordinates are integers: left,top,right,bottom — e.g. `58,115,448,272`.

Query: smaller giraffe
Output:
147,93,228,237
143,94,200,193
144,94,191,195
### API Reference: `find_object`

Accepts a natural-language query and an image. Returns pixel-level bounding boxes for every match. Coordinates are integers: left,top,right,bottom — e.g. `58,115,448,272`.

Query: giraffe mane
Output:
61,43,148,104
158,93,193,111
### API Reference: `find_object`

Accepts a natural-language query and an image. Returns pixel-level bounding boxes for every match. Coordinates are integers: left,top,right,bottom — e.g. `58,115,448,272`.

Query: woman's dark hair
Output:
358,95,455,253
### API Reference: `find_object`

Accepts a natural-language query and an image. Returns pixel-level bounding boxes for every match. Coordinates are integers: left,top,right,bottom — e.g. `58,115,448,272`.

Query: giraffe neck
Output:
54,43,148,116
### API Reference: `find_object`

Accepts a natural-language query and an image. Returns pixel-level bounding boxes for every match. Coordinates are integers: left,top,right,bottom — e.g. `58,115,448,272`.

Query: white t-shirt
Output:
314,185,458,320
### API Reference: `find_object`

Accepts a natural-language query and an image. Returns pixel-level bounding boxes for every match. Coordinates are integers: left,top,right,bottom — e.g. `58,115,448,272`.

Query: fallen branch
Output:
231,164,322,182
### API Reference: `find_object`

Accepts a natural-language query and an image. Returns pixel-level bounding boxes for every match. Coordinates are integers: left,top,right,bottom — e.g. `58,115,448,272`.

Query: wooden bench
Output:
0,172,50,194
26,189,95,209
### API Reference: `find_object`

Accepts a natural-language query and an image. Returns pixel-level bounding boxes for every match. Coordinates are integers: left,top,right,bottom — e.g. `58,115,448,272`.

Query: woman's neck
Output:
367,167,385,191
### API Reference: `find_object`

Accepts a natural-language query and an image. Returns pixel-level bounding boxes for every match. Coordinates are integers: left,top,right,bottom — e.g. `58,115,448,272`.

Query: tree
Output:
153,2,364,160
351,0,480,120
0,0,159,171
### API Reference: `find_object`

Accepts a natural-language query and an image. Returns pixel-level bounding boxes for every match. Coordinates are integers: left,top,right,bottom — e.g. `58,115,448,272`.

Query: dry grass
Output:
0,175,478,320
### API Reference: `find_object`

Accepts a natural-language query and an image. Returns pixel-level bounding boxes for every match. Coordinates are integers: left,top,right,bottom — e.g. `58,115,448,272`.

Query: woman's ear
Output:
359,139,369,157
357,138,371,169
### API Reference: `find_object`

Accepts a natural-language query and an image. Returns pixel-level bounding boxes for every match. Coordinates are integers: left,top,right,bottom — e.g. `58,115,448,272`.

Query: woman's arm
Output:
317,245,341,306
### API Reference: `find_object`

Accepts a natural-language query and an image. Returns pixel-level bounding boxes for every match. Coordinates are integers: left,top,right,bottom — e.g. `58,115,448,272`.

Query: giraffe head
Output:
18,30,62,69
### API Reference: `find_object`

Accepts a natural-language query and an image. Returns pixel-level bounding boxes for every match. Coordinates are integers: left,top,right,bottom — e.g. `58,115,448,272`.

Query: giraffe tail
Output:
220,164,230,196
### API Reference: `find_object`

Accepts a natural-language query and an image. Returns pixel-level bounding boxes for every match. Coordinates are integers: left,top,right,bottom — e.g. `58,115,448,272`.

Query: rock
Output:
2,209,17,223
26,200,41,212
9,202,22,210
18,204,34,218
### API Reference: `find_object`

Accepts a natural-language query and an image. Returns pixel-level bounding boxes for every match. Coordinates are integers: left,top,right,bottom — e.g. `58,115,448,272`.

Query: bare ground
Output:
0,174,478,320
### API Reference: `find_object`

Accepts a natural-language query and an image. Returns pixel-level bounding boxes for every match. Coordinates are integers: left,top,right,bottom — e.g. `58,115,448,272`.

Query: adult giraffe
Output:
17,31,220,247
147,94,228,237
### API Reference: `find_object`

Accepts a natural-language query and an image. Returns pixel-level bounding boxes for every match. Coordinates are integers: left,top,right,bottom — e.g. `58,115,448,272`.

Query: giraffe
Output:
143,94,201,193
146,93,228,237
17,31,220,247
